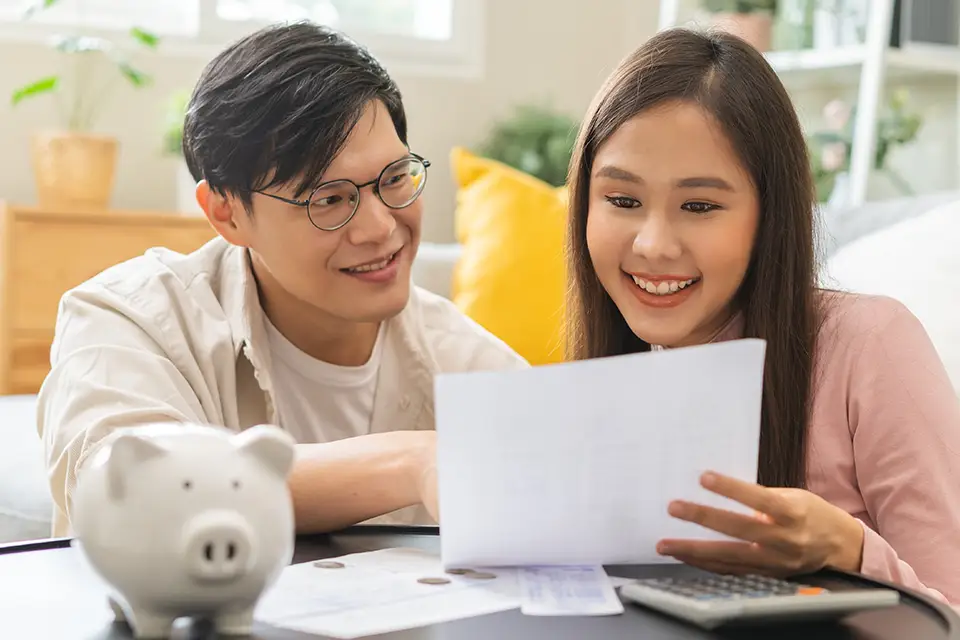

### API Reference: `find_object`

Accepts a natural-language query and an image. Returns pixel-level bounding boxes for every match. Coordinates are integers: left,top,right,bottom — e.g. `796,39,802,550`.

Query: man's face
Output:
208,99,424,329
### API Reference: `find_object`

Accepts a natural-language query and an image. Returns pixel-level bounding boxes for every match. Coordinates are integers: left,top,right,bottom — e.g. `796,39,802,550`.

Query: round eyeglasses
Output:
255,154,430,231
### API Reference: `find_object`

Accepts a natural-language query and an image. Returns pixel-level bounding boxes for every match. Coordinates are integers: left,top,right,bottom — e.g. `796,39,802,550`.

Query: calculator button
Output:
797,587,827,595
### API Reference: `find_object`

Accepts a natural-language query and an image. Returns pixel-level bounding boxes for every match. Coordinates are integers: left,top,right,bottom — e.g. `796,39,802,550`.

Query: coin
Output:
313,561,345,569
465,571,497,580
445,568,472,575
418,577,451,585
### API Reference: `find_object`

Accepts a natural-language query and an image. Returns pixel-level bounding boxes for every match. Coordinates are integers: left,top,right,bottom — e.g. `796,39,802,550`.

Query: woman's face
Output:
585,100,760,348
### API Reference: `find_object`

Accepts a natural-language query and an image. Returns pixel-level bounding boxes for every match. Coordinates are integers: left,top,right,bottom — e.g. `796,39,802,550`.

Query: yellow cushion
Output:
450,147,567,365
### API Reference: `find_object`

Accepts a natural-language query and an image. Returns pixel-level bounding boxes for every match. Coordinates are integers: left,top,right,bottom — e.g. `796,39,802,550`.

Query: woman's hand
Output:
657,471,865,577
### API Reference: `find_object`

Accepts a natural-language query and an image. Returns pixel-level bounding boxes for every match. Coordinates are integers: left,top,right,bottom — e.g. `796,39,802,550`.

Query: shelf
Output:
765,44,960,88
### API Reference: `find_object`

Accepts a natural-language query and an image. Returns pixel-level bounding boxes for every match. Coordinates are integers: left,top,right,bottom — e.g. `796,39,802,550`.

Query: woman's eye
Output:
682,201,719,214
604,195,640,209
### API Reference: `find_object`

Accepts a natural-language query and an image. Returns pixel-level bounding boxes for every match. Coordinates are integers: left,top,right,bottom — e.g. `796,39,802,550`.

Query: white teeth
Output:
348,253,395,273
631,275,698,296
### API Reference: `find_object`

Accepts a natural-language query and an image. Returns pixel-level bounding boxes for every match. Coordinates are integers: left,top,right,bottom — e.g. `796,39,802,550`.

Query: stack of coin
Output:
442,568,498,580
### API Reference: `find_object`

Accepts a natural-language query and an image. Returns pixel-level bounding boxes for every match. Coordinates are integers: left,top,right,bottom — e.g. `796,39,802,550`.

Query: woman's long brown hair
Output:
566,28,820,489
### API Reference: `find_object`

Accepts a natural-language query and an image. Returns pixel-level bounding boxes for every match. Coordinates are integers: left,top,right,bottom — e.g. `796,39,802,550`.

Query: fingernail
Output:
657,542,672,554
667,502,684,517
702,471,717,487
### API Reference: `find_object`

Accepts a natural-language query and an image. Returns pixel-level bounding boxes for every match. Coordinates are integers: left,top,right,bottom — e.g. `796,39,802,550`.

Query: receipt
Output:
518,565,625,616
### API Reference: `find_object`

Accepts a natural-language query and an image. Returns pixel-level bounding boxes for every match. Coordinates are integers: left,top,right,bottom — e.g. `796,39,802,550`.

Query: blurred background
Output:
1,0,655,242
3,0,954,240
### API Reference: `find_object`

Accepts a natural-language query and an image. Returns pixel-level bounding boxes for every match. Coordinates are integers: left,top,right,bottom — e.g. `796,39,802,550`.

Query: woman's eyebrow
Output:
676,176,734,191
594,164,643,183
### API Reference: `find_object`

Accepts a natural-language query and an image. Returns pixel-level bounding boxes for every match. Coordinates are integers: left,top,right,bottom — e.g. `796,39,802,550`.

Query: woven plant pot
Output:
30,131,118,211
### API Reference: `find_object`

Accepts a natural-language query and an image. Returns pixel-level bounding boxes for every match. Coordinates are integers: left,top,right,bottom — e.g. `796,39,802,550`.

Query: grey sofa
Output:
0,395,55,543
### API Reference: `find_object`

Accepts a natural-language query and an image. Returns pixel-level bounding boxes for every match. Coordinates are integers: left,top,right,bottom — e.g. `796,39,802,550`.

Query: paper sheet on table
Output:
254,547,633,638
435,338,766,568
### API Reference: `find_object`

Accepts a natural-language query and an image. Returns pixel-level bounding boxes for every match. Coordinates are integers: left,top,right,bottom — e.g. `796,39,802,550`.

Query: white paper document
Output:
254,547,521,638
255,548,636,637
435,338,766,567
519,565,625,616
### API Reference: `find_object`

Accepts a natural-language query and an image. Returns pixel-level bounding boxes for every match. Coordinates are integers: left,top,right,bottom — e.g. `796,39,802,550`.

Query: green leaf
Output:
161,89,191,155
117,60,151,87
22,0,60,19
11,75,58,106
810,131,847,144
476,103,579,187
129,27,159,48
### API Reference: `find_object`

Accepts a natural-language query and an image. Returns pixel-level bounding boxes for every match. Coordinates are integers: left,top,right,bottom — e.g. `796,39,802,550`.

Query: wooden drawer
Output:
9,216,215,332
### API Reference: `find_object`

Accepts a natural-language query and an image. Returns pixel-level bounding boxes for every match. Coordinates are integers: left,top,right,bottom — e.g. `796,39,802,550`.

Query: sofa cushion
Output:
823,198,960,396
0,394,53,543
450,147,567,365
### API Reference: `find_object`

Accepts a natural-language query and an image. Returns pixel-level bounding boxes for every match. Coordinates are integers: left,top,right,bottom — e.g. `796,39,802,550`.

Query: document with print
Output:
519,565,625,616
255,548,521,638
255,548,638,637
434,339,766,568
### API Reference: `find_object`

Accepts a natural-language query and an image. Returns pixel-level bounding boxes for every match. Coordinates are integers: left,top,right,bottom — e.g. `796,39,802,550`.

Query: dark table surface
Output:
1,525,957,639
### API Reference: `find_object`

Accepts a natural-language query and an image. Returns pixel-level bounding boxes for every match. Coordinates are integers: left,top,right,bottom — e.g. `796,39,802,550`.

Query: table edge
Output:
2,527,956,638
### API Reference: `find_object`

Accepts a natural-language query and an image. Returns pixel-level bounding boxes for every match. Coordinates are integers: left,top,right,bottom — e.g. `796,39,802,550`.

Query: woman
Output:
566,27,960,605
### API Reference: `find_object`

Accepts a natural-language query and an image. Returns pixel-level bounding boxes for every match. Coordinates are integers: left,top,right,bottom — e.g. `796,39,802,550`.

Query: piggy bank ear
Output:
232,425,296,479
106,433,168,501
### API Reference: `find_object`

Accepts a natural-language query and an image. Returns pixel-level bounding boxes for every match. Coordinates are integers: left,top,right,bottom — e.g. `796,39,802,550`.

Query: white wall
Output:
0,0,659,243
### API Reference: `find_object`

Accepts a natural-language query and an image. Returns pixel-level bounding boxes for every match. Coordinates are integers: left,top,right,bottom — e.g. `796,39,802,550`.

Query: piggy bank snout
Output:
182,511,258,583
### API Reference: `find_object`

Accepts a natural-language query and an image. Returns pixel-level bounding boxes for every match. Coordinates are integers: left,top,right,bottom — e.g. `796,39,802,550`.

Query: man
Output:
36,21,527,538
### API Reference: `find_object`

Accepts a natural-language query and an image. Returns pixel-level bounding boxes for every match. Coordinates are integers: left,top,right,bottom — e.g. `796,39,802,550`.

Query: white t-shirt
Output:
263,316,385,444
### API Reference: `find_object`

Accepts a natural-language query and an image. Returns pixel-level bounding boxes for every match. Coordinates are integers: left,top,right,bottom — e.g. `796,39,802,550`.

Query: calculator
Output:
619,573,901,629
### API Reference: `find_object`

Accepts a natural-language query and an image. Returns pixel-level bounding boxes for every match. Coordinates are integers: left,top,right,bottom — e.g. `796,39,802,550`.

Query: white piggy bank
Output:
71,422,297,638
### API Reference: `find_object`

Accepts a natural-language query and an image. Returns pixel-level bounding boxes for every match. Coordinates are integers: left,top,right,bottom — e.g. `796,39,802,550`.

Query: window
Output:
0,0,199,37
218,0,453,41
0,0,481,77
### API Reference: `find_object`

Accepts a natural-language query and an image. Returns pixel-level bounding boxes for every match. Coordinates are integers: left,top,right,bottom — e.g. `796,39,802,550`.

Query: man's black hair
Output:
182,21,407,206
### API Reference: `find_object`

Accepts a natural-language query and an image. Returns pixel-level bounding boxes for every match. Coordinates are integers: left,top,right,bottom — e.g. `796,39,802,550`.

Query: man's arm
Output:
289,431,436,533
39,285,435,535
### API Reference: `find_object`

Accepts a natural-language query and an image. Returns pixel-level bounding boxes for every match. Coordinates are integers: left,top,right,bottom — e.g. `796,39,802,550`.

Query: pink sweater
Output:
718,292,960,605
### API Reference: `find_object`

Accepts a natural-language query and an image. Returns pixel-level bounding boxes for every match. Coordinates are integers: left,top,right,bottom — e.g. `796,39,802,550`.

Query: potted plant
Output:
475,103,579,187
160,89,202,214
808,89,924,208
10,0,159,211
701,0,779,52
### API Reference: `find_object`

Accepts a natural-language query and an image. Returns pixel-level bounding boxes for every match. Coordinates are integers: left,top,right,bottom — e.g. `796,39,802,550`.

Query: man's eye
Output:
682,201,719,214
604,195,640,209
315,195,342,207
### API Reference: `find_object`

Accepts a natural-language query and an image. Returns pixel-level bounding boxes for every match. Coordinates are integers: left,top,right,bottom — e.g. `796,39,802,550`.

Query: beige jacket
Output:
37,237,527,537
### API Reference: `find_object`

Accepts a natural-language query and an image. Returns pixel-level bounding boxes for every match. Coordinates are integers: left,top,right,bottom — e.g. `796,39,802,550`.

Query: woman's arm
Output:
848,298,960,605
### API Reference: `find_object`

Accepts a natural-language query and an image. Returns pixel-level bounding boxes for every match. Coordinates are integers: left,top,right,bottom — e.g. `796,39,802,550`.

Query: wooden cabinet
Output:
0,202,217,394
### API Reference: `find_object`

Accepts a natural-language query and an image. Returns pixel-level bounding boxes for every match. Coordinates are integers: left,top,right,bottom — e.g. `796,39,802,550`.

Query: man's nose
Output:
346,194,396,245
